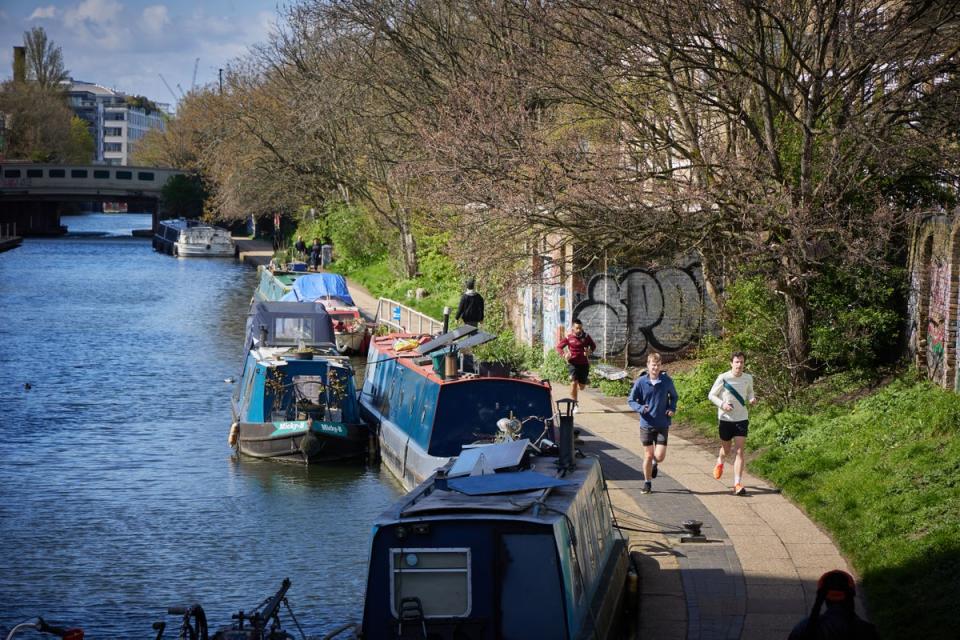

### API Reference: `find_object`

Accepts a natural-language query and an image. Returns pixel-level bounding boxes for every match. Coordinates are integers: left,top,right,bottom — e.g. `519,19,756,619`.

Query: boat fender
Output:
228,423,239,447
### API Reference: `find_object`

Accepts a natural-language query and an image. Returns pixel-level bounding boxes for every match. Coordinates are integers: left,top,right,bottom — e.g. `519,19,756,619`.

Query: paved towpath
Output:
571,388,865,640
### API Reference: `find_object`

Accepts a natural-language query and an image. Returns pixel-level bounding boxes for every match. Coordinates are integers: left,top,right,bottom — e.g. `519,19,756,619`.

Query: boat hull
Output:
174,241,235,257
236,420,367,463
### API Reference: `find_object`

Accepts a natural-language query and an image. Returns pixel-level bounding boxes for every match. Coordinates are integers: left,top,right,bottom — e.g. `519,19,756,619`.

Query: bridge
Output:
0,163,185,235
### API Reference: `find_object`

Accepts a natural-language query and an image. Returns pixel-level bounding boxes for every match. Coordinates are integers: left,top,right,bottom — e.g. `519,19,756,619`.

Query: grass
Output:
673,367,960,639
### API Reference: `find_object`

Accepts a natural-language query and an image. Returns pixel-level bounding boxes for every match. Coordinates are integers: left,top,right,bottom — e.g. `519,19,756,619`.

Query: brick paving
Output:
572,388,864,639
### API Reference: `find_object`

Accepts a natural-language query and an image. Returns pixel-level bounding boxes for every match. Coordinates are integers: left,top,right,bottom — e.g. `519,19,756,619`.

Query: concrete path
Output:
572,389,862,640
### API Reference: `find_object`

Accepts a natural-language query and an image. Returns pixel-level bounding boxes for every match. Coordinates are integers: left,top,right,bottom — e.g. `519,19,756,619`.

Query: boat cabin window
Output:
390,548,471,618
274,317,314,344
164,226,179,241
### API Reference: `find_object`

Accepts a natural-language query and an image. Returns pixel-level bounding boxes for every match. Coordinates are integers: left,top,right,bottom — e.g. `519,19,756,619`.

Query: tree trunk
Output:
783,287,813,385
399,217,418,278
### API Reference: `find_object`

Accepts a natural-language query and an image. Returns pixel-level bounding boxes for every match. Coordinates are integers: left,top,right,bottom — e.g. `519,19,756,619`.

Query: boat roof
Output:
369,333,549,387
280,273,355,306
375,452,600,526
250,345,349,366
247,300,336,348
158,218,226,231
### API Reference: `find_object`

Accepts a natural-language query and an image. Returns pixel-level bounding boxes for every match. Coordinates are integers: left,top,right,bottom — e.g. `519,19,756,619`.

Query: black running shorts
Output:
719,419,749,441
639,425,669,446
568,362,590,384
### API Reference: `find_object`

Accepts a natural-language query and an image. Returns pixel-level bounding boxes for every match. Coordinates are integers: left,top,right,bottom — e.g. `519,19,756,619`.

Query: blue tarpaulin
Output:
280,273,355,306
447,470,573,496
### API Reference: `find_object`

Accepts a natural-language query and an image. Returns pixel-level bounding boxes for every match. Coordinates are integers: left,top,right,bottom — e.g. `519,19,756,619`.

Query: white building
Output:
65,79,168,165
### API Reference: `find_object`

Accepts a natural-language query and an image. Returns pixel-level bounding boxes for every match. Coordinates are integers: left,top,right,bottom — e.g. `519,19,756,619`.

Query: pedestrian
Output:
555,319,596,411
708,351,757,496
455,278,485,326
627,352,678,494
294,235,307,259
309,239,322,271
788,570,879,640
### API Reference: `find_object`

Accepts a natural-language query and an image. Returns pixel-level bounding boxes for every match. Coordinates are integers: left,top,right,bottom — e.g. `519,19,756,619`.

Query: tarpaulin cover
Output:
447,470,573,496
280,273,355,305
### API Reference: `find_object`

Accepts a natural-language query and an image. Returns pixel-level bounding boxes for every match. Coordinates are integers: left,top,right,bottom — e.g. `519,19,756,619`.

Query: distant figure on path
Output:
788,570,879,640
310,239,322,271
294,235,307,259
627,352,678,494
455,278,485,326
708,351,757,496
555,319,596,410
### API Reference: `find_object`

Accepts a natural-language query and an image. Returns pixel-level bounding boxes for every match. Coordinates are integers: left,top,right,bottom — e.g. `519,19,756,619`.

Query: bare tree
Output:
23,27,69,90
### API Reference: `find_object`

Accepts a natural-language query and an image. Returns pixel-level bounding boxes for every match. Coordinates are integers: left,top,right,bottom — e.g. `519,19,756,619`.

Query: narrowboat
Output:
254,267,368,354
230,300,367,463
359,327,554,491
153,218,235,257
360,439,631,639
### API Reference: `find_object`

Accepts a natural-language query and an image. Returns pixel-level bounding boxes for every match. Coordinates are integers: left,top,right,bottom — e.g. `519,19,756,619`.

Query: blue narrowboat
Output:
359,330,554,491
230,301,367,463
360,441,631,639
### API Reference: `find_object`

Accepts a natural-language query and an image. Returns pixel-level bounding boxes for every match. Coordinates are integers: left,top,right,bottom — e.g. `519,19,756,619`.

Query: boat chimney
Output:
442,306,450,333
556,399,577,471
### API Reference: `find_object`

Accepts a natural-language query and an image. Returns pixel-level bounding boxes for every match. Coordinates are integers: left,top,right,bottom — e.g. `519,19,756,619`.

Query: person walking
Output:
294,235,307,259
788,570,879,640
309,239,322,271
708,351,757,496
455,278,485,326
555,319,596,410
627,352,678,494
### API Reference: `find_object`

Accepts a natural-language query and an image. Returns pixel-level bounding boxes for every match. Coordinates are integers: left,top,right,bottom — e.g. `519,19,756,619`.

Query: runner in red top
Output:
555,320,596,411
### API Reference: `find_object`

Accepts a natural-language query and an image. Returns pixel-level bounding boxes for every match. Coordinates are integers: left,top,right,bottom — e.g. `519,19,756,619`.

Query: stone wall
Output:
908,213,960,391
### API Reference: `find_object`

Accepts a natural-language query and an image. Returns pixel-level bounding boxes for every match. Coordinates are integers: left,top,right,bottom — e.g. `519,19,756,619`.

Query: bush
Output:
295,202,387,270
472,331,530,372
539,349,570,384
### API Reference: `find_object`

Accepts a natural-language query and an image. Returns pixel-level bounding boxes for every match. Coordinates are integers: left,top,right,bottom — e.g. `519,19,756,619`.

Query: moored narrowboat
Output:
230,301,367,463
359,328,554,491
360,441,631,639
153,218,234,257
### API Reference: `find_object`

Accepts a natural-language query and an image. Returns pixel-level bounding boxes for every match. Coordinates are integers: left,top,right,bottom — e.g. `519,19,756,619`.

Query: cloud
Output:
29,6,58,20
62,0,128,51
141,5,170,36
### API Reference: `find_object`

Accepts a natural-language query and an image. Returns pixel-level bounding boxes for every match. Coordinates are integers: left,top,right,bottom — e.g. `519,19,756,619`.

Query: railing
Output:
374,297,444,334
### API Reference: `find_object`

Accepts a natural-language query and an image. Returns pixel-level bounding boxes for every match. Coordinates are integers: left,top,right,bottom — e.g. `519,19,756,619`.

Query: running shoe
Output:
713,462,724,479
652,461,659,478
641,481,652,494
733,483,746,496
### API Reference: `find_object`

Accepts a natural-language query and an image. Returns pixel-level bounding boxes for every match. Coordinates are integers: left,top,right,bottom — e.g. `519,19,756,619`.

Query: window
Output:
274,317,314,344
27,169,43,178
104,127,122,136
49,169,65,178
116,170,132,180
391,548,471,618
138,171,155,181
71,169,88,178
104,142,123,152
105,112,125,121
3,169,21,178
94,170,110,179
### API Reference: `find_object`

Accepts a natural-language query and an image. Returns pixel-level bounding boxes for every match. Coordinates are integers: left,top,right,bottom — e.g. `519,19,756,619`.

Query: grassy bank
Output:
672,368,960,639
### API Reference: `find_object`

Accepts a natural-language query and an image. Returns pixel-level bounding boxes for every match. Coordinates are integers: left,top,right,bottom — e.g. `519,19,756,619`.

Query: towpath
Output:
572,388,862,640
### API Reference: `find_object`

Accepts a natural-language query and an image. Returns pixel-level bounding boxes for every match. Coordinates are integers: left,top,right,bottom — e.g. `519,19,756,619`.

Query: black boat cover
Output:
245,301,335,351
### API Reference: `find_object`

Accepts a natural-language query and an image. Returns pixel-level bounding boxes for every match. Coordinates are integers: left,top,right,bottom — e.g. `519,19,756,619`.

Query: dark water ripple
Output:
0,216,401,637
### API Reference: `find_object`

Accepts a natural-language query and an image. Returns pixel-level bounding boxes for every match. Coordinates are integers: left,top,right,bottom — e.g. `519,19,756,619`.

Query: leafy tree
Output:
0,81,72,161
161,173,207,217
23,27,68,90
64,116,94,164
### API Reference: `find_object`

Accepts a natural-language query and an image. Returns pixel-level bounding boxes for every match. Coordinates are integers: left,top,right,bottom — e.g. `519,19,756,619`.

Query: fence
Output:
374,297,444,334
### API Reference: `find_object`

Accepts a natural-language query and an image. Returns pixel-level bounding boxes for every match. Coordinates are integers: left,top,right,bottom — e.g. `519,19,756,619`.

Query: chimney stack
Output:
13,46,26,83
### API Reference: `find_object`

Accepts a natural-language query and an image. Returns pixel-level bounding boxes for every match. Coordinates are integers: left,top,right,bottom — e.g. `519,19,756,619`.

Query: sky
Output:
0,1,280,109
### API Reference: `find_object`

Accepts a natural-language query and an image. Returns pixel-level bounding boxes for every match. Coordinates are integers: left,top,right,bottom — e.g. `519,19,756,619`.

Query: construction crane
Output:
158,73,181,103
191,57,199,90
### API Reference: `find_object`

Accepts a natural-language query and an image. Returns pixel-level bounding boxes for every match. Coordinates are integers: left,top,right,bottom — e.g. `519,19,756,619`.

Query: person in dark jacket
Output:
555,319,596,409
309,239,321,271
627,352,678,494
788,570,879,640
294,235,307,259
455,278,485,326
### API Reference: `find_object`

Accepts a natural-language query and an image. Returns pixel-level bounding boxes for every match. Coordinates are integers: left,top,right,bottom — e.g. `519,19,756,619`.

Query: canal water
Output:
0,214,403,637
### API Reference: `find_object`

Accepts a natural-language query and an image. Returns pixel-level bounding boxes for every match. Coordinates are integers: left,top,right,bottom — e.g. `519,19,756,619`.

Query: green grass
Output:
673,368,960,639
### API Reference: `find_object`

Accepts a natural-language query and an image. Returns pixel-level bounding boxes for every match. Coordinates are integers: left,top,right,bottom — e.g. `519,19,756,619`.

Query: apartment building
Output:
65,79,168,165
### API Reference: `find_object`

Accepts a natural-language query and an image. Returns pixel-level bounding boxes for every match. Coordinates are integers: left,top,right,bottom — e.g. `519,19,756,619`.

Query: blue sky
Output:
0,1,280,109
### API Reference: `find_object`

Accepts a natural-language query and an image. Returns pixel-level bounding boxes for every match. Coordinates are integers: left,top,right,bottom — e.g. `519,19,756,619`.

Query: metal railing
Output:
374,297,444,334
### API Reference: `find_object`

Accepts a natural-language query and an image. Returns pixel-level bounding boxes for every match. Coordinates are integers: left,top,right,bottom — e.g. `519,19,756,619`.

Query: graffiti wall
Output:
572,259,718,364
908,214,960,391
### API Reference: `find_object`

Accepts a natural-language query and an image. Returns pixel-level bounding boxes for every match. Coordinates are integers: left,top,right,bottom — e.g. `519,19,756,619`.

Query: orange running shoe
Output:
713,462,724,479
734,483,746,496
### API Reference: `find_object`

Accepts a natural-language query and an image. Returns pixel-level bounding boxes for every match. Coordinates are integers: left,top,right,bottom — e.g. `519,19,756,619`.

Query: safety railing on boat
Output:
374,297,444,334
